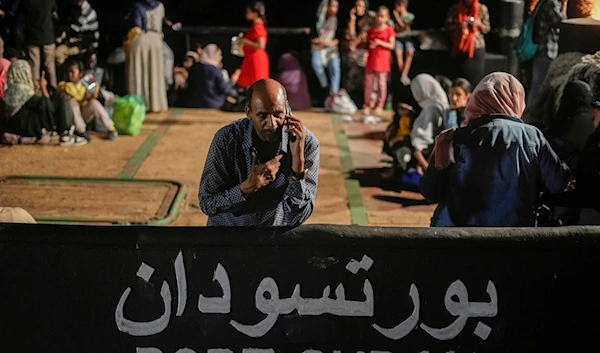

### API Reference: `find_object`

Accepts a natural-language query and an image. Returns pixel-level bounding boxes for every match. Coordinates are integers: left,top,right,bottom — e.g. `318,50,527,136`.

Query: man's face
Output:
592,107,600,128
74,0,84,7
246,88,287,143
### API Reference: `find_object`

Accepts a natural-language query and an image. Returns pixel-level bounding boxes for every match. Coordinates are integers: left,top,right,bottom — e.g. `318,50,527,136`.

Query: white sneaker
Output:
72,135,89,146
363,115,383,124
59,134,74,146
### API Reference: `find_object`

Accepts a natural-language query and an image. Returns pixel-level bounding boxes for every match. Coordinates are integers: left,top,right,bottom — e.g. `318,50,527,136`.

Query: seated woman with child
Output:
1,60,74,146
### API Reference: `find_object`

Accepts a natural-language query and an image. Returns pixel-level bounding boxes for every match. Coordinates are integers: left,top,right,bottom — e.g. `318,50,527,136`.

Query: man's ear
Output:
245,104,251,119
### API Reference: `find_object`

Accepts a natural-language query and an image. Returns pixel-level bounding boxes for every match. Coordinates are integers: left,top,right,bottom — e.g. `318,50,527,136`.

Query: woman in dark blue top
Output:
420,72,571,227
185,44,240,109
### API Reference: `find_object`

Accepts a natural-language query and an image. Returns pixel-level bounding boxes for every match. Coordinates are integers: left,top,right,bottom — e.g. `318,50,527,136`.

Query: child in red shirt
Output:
364,6,395,116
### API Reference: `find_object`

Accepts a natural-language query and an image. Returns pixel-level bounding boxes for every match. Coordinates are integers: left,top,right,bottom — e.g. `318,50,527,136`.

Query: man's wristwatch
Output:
291,168,308,181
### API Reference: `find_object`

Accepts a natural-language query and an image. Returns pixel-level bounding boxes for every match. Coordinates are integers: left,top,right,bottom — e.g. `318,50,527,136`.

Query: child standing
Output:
364,6,395,116
392,0,415,86
59,61,118,143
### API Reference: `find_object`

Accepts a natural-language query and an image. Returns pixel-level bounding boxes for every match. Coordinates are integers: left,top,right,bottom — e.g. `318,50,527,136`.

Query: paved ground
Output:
0,108,434,226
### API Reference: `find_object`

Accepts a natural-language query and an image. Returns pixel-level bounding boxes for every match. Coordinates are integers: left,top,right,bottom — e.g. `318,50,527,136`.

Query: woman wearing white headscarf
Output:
185,44,240,109
409,74,449,173
420,72,572,227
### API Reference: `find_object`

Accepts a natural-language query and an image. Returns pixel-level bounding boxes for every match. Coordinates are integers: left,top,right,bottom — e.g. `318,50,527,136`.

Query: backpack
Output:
514,0,546,63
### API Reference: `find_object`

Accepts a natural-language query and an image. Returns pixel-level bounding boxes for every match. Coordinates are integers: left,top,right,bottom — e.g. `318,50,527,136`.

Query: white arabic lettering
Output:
199,263,231,314
420,280,497,341
175,251,187,317
117,252,499,345
372,283,420,340
230,257,374,338
115,263,172,336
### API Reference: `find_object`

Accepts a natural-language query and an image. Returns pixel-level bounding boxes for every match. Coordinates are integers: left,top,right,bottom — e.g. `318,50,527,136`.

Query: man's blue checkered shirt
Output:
199,118,320,227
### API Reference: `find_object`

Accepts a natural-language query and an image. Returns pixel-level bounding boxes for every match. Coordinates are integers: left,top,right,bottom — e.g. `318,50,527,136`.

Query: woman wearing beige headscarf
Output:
0,207,36,223
420,72,572,227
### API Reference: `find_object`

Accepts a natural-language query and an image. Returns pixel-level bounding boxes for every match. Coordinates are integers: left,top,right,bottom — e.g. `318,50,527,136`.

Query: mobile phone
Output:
285,101,297,143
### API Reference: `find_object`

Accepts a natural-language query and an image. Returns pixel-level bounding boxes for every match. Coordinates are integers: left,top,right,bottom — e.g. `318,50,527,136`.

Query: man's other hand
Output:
241,154,283,194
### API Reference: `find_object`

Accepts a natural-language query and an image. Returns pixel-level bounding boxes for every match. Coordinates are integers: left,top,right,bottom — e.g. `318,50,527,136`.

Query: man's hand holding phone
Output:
285,111,306,175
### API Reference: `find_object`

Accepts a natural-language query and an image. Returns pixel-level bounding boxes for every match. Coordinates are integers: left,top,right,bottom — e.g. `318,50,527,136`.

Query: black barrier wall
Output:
0,224,599,352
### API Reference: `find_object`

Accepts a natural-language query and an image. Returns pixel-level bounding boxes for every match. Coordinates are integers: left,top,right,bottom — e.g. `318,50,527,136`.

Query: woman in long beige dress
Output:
128,0,168,113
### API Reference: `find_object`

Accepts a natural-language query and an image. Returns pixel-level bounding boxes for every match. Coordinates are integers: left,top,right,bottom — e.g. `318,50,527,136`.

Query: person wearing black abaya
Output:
544,80,596,170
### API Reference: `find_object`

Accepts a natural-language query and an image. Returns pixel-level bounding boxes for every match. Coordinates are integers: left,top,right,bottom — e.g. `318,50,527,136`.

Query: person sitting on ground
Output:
381,102,415,179
275,52,312,111
58,60,117,142
420,72,572,227
173,51,200,91
436,75,452,96
543,84,598,226
544,80,596,170
2,60,74,145
0,57,10,98
391,0,415,86
198,78,320,227
444,78,472,129
85,52,105,89
55,0,100,67
552,96,600,215
85,52,115,106
185,44,240,109
410,73,449,174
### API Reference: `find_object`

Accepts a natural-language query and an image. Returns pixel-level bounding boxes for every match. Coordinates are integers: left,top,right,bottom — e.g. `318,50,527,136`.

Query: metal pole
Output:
498,0,525,77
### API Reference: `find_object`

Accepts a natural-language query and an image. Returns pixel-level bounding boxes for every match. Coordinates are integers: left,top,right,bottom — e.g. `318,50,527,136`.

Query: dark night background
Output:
80,0,504,67
80,0,501,43
41,0,507,99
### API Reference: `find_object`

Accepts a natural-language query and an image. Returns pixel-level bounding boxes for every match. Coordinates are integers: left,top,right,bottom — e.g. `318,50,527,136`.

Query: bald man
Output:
199,79,320,226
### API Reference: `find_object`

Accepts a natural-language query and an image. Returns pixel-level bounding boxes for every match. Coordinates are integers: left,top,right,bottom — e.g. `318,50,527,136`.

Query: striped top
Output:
67,0,100,48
